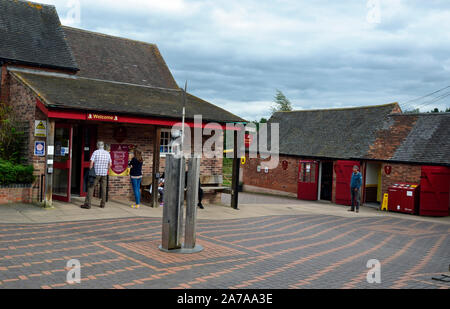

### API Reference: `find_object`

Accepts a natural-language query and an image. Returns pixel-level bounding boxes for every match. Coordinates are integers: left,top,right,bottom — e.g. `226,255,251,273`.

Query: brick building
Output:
243,103,450,216
0,0,244,205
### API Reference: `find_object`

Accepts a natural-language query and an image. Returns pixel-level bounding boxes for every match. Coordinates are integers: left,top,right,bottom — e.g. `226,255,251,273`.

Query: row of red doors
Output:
52,123,97,202
298,160,450,216
297,160,359,204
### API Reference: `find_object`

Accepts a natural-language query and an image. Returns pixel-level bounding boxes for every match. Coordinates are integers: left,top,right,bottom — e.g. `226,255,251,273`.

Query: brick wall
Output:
0,185,32,204
367,115,418,160
243,154,299,196
380,162,421,195
98,124,224,202
8,74,47,202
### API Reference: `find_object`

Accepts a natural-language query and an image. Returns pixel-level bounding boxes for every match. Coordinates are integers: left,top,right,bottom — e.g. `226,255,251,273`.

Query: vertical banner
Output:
109,144,129,176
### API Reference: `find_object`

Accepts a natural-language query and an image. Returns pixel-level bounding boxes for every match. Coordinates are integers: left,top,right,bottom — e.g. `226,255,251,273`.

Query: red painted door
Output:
334,160,360,206
52,123,73,202
420,166,450,217
79,125,97,197
297,160,319,200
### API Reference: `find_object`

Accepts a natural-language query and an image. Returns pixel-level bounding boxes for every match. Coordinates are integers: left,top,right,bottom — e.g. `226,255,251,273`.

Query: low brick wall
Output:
0,184,32,204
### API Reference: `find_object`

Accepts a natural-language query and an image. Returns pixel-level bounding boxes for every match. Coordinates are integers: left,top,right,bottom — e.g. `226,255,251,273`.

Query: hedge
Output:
0,159,35,186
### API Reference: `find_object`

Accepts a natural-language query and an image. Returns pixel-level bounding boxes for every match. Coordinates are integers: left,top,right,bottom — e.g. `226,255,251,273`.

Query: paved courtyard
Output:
0,204,449,289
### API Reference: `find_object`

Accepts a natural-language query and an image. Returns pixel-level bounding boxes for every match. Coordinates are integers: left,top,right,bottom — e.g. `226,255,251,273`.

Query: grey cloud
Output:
46,0,450,120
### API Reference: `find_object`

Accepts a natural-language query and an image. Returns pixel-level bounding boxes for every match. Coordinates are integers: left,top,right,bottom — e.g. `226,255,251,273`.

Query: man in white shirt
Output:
81,141,112,209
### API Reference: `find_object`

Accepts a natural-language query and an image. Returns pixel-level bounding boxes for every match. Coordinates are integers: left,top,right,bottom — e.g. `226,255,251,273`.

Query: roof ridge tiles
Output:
8,67,183,92
61,25,158,48
274,102,399,114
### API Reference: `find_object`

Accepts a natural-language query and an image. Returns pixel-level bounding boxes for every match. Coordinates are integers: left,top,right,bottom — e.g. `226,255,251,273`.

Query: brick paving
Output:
0,214,449,289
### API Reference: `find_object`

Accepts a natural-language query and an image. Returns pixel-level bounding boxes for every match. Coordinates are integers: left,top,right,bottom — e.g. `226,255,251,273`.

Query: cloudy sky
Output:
40,0,450,120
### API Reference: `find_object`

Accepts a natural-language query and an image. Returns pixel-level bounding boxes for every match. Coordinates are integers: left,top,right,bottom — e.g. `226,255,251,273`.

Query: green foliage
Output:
403,108,420,114
0,103,25,163
271,90,293,115
0,159,34,186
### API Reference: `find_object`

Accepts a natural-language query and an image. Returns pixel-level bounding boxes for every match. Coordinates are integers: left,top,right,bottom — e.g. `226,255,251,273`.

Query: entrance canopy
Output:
11,69,246,127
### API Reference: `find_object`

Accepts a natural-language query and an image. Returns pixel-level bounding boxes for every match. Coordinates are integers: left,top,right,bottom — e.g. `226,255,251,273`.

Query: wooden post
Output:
152,127,161,208
44,119,55,208
185,156,200,249
161,154,185,250
231,130,240,209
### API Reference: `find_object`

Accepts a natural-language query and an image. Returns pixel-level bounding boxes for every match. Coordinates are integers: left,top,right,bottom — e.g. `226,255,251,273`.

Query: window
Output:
160,129,173,155
159,129,182,156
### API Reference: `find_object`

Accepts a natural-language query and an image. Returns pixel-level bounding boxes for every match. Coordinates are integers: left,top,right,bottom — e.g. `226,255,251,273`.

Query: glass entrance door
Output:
79,125,97,197
53,123,73,202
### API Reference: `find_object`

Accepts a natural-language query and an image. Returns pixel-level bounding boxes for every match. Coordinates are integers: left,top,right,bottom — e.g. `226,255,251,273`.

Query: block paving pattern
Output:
0,214,449,289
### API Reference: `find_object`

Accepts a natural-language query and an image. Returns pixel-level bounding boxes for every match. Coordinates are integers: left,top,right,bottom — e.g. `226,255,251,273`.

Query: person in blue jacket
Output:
349,165,362,213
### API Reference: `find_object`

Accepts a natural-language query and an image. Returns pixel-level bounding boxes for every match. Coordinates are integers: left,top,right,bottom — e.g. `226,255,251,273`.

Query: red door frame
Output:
334,160,361,206
52,123,73,202
297,160,319,201
79,125,97,197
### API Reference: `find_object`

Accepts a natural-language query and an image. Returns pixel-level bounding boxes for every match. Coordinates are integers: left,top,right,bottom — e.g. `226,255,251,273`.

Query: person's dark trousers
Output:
198,187,204,207
85,176,107,207
350,187,360,211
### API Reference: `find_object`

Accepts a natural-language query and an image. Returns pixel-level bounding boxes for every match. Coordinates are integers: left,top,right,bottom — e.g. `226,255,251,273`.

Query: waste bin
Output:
388,183,420,215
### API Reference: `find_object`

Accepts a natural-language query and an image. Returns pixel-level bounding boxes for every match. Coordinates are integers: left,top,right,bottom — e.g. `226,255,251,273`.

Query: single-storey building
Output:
243,103,450,216
0,0,244,205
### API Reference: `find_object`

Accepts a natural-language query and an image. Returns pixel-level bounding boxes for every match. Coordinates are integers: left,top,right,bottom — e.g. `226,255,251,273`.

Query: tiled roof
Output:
11,70,245,123
61,26,179,89
269,103,400,159
270,104,450,165
390,113,450,165
0,0,78,71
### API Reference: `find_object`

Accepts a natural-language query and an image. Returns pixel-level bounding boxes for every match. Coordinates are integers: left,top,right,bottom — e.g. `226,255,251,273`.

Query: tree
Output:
0,103,25,164
403,108,420,114
271,90,293,115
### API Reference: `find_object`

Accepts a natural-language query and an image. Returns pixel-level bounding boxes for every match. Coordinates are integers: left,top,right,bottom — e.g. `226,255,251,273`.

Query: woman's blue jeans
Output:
131,178,142,205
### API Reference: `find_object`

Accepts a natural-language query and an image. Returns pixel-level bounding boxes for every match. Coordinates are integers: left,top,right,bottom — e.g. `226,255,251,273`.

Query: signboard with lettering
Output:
87,113,119,122
34,120,47,137
109,144,129,176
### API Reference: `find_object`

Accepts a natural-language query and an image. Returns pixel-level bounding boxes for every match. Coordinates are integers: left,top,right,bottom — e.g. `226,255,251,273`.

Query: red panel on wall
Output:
335,160,360,206
420,166,450,217
297,160,319,201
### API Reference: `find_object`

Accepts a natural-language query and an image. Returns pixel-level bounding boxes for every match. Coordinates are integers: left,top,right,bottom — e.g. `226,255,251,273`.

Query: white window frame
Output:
159,128,174,157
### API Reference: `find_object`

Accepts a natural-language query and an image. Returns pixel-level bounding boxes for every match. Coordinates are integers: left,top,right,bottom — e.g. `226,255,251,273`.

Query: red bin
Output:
388,183,420,215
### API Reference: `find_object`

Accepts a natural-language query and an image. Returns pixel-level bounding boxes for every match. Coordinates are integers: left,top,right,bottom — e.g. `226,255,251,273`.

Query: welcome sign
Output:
87,113,119,122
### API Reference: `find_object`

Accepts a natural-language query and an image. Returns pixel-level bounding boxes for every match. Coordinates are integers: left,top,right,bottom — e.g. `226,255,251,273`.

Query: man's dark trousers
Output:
85,176,107,207
350,188,360,211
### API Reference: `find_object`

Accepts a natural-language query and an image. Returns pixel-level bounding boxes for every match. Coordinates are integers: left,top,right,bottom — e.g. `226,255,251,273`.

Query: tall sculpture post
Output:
184,156,202,251
160,154,185,251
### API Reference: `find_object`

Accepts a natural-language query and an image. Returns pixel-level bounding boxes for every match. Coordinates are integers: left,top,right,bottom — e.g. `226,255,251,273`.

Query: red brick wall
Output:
380,162,421,195
243,154,299,196
98,124,224,202
367,115,418,160
8,74,47,202
0,186,32,204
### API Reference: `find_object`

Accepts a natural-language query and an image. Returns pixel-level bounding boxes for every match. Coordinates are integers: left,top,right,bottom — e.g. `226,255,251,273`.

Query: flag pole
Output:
181,81,187,151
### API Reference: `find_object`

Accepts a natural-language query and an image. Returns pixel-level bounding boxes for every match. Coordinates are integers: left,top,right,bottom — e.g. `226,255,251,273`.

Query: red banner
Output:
110,144,129,176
